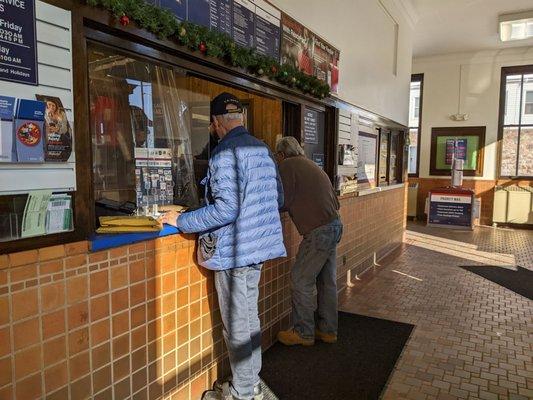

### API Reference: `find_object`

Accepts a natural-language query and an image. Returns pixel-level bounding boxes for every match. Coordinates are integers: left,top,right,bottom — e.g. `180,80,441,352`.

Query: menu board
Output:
280,12,339,93
0,0,38,85
254,0,280,59
210,0,232,35
303,109,318,144
232,0,255,48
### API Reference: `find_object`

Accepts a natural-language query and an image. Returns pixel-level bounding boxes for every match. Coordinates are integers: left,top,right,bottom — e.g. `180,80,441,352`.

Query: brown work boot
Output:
277,329,314,346
315,329,337,343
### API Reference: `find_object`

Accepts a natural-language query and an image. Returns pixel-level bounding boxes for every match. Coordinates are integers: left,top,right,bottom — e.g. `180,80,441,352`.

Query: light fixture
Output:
499,10,533,42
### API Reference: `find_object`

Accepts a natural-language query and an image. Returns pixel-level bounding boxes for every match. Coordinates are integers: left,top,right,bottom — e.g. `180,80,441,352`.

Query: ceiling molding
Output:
392,0,419,29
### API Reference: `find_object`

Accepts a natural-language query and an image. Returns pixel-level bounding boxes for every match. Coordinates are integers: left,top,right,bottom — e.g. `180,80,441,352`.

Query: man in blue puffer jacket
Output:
161,93,286,400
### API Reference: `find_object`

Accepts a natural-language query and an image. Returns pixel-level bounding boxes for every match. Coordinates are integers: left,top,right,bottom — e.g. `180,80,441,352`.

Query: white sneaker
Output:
213,380,263,400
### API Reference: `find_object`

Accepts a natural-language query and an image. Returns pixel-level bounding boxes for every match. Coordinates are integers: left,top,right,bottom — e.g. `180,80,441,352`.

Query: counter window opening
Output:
87,43,286,229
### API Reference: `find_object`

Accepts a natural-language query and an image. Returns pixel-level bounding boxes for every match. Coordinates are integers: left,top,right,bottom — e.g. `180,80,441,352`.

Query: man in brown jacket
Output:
275,137,343,346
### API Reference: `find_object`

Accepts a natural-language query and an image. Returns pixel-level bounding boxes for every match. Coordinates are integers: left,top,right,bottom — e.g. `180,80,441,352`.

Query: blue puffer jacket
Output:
177,126,287,270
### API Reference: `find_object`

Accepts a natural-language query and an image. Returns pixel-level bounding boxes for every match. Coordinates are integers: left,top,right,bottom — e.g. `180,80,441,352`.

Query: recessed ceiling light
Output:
499,10,533,42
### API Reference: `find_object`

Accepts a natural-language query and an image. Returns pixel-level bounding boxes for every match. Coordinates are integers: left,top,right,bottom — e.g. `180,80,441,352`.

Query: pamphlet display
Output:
14,99,46,162
21,189,51,237
0,0,39,85
0,96,16,162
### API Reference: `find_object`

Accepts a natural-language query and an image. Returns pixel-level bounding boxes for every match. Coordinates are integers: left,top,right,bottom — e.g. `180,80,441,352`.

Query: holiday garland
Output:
86,0,331,98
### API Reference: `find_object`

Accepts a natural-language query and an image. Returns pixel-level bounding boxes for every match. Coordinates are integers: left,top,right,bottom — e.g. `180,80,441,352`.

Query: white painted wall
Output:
412,47,533,180
270,0,415,126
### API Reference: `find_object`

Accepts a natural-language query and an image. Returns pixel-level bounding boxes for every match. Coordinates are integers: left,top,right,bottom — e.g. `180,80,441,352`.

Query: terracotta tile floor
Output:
339,222,533,400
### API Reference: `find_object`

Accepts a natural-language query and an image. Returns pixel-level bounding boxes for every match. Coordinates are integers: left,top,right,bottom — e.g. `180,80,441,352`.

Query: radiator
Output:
407,182,418,218
493,185,533,224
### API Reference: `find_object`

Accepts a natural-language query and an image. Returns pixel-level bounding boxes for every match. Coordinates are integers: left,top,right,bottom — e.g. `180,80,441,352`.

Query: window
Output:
499,66,533,177
408,74,423,176
525,91,533,114
376,127,403,186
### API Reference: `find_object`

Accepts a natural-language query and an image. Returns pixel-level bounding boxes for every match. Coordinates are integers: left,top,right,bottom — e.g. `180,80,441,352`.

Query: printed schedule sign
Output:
254,0,280,59
0,0,38,85
428,191,473,228
232,0,255,48
210,0,232,34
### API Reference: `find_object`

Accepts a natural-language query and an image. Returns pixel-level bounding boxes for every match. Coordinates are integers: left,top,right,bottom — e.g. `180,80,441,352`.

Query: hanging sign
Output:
254,0,280,59
232,0,255,48
0,0,39,85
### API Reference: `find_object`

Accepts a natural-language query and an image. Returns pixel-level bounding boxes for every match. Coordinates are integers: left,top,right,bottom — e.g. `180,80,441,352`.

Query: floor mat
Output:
260,312,414,400
460,265,533,300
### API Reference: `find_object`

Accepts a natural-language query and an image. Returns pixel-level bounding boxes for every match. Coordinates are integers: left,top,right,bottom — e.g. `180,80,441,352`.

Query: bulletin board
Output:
0,1,75,195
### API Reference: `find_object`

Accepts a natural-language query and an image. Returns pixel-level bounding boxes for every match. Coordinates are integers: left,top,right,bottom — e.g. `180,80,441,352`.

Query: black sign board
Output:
232,0,254,48
254,1,280,59
0,0,38,85
303,109,318,144
428,190,473,228
187,0,210,27
210,0,232,35
159,0,187,21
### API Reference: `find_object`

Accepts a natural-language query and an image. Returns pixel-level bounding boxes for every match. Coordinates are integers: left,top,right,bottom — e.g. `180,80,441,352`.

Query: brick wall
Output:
0,186,406,400
410,178,533,226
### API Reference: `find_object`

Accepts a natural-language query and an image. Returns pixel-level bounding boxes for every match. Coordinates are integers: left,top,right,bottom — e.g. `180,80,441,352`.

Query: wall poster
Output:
0,0,38,85
280,12,339,93
357,131,377,187
303,108,318,144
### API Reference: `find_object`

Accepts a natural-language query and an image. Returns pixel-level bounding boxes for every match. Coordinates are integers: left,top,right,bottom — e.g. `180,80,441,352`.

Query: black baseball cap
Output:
210,92,243,117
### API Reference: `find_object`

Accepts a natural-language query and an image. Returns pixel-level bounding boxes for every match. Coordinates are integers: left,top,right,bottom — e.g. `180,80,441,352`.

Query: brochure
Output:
46,193,73,233
14,99,46,163
0,96,16,162
21,190,52,238
36,95,73,162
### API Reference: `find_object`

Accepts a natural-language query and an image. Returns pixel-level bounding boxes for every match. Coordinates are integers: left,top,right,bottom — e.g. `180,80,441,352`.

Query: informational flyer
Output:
428,191,473,228
0,0,39,85
21,189,52,238
46,193,72,233
0,95,16,162
303,109,318,144
312,153,324,168
357,132,377,187
232,0,255,49
36,94,73,162
134,148,174,207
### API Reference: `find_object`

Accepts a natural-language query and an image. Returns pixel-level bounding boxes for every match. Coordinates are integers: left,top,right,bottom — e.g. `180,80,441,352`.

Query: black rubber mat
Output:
460,265,533,300
260,312,414,400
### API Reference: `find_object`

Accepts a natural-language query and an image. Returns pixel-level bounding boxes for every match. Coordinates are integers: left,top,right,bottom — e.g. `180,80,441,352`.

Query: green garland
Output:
86,0,331,98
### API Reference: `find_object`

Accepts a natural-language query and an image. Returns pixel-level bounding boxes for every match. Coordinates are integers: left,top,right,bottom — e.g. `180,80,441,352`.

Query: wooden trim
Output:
409,73,423,177
429,126,485,177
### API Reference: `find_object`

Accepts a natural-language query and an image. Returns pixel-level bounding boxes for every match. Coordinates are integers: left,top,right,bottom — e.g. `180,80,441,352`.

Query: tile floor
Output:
339,222,533,400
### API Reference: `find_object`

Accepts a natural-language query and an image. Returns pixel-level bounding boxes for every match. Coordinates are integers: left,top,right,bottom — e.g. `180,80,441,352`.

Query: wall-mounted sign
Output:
445,138,467,165
280,12,339,93
0,0,38,85
428,189,474,229
312,153,324,167
254,0,280,59
232,0,255,48
303,109,318,144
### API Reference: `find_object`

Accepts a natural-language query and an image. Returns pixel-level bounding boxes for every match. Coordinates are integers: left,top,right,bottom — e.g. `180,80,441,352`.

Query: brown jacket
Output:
279,155,340,235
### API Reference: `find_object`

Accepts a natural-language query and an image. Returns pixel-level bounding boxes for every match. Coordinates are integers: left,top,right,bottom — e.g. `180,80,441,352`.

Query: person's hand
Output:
211,116,226,139
158,211,180,228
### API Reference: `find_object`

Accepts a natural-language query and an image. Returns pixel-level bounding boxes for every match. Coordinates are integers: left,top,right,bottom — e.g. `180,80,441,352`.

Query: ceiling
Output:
410,0,533,58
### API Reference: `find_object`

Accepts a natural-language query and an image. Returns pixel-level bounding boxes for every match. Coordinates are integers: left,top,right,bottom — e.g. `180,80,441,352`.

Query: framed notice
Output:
0,0,39,85
303,108,318,144
357,131,378,187
430,126,485,176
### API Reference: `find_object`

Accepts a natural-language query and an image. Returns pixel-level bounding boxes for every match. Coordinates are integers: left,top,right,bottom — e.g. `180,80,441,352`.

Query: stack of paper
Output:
46,194,73,234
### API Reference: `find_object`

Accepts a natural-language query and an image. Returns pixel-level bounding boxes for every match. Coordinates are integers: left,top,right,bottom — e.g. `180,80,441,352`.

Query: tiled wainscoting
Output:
0,185,406,400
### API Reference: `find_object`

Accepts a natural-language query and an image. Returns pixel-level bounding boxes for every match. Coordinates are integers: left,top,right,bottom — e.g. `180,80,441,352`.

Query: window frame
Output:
408,73,424,177
498,64,533,180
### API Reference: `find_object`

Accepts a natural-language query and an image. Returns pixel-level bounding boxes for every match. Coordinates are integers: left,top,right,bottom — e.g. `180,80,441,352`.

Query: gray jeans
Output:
292,218,343,339
215,264,262,400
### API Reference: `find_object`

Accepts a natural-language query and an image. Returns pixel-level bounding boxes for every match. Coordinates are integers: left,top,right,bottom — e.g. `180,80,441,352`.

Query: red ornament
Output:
270,65,278,74
119,15,130,26
199,42,207,54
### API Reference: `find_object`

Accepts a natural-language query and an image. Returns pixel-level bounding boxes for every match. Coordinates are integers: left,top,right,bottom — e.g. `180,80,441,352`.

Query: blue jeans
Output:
215,264,262,400
292,218,343,339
